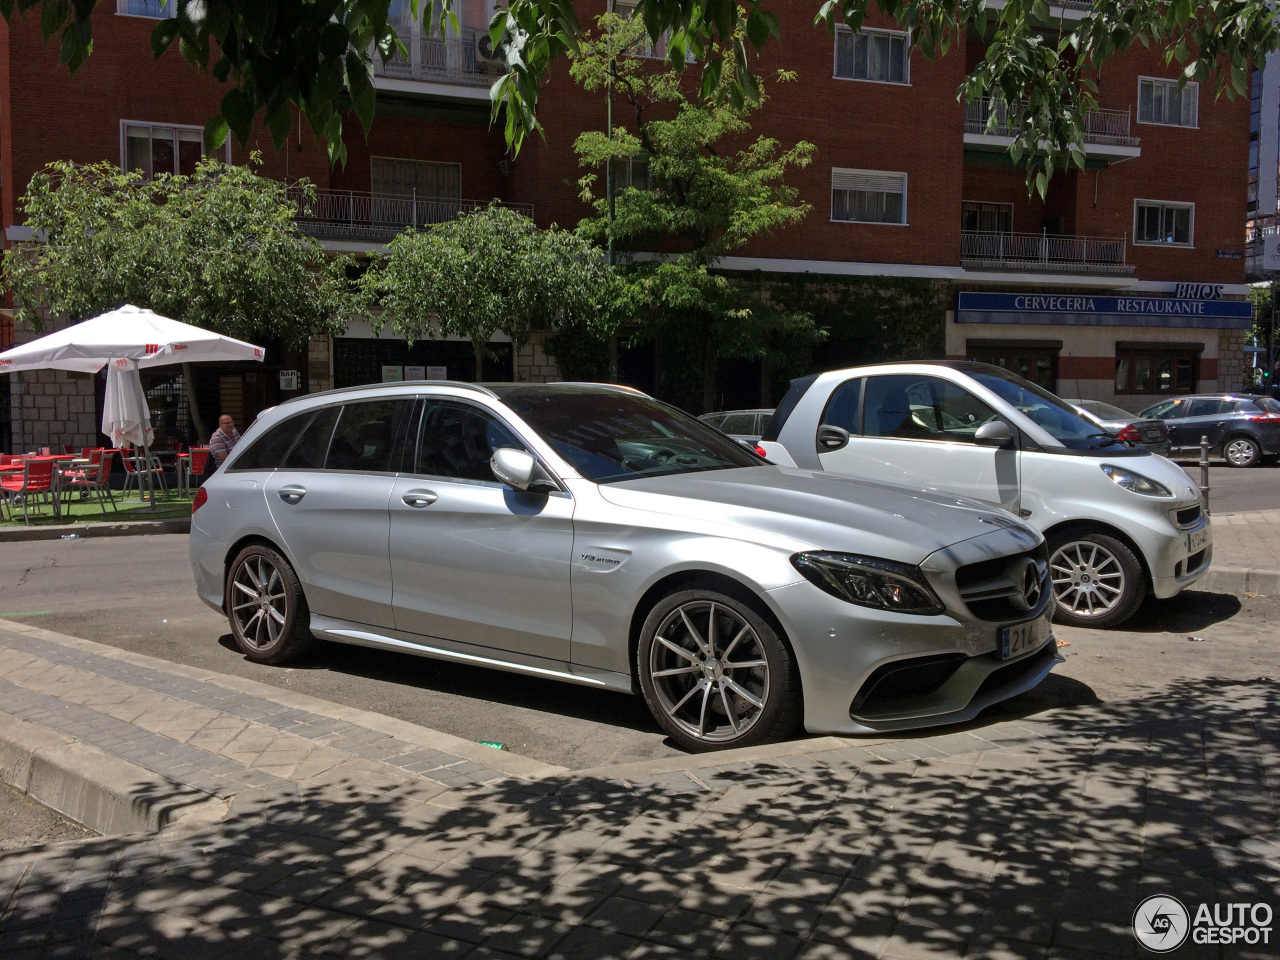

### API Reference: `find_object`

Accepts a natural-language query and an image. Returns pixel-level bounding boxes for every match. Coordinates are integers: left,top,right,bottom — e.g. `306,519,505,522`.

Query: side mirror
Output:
491,447,536,491
816,424,850,452
974,420,1014,447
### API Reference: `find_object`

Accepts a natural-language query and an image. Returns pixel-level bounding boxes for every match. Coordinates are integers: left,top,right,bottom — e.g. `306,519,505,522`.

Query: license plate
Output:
1143,429,1162,441
999,618,1049,660
1187,527,1209,554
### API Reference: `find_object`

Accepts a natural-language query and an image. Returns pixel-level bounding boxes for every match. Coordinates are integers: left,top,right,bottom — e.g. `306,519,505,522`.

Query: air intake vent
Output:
955,546,1050,622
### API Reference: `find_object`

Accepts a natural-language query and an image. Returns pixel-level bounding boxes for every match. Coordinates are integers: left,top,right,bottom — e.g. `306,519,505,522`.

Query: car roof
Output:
278,380,644,408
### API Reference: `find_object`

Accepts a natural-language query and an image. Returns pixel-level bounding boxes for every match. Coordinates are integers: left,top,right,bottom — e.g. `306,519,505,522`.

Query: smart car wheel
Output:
1223,435,1261,468
225,544,316,664
638,589,801,753
1048,532,1145,629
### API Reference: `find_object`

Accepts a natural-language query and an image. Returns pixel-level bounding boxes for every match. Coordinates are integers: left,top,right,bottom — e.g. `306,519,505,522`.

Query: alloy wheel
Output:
1225,438,1259,467
230,555,289,651
1050,540,1125,619
647,600,770,744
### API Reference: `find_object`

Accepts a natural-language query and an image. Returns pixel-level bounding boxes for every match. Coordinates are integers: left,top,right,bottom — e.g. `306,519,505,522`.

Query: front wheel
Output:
637,589,801,753
225,544,316,664
1048,532,1146,629
1223,435,1261,468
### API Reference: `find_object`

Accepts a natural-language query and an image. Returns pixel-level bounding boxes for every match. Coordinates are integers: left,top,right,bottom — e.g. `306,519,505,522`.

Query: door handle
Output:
401,489,438,508
278,485,306,504
816,425,850,451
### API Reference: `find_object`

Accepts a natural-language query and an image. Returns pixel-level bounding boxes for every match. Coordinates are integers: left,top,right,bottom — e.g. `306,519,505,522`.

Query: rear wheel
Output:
1048,531,1146,629
1223,435,1261,468
637,589,801,753
225,544,316,664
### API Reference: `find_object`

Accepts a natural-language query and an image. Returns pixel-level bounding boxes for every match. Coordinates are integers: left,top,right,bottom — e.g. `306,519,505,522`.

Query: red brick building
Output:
1,0,1251,450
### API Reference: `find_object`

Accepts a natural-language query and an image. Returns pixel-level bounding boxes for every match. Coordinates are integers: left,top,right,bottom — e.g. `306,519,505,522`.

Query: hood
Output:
1120,453,1202,503
596,466,1036,565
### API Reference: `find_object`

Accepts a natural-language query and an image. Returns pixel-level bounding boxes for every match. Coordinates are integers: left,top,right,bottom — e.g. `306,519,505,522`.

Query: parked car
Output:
191,381,1060,751
1060,399,1172,458
698,408,773,445
1136,394,1280,468
758,362,1210,629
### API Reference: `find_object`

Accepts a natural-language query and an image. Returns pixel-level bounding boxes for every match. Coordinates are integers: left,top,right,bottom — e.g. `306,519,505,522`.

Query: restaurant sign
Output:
956,292,1252,329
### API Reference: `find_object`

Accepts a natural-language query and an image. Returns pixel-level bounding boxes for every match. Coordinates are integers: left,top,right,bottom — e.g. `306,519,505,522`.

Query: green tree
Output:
2,156,360,434
569,11,819,413
361,205,621,379
6,1,1276,189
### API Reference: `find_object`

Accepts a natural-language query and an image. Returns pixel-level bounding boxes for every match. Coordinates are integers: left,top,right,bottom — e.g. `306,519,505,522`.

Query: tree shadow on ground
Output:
2,677,1276,959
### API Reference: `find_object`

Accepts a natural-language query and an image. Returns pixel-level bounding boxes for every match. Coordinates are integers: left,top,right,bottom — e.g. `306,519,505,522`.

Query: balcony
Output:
290,188,534,243
964,98,1140,161
372,27,503,99
961,230,1135,276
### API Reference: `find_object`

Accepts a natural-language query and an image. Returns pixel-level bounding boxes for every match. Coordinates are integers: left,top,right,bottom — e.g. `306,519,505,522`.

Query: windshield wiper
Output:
1086,432,1127,448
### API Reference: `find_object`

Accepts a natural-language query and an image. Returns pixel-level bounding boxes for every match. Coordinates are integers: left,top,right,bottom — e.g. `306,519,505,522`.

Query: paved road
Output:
1,536,1277,773
1173,457,1278,514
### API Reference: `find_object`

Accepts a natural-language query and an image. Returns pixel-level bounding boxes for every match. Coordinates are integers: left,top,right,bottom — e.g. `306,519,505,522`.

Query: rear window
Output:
761,374,819,442
228,411,314,471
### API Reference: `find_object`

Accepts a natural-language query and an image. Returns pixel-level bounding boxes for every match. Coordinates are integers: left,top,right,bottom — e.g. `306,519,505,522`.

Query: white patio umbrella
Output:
0,304,264,505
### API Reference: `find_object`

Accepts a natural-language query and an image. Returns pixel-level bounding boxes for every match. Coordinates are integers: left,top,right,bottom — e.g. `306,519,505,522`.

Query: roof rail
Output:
277,380,500,406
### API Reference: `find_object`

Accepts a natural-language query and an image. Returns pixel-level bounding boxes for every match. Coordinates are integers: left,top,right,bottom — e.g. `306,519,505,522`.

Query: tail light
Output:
754,445,768,458
1246,414,1280,422
192,487,208,513
1116,425,1143,444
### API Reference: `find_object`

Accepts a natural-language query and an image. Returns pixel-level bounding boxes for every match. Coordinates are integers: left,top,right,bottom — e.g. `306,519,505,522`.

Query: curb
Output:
1196,563,1280,597
0,708,227,836
0,518,190,542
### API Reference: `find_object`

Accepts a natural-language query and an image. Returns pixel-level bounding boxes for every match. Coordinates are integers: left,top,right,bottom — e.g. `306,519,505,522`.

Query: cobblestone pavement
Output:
1,623,1277,958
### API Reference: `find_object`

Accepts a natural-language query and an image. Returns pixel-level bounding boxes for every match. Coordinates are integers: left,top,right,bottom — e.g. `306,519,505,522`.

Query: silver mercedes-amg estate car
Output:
190,382,1060,752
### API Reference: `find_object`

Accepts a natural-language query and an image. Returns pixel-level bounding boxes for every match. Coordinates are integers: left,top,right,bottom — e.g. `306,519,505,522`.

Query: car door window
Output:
281,406,341,469
820,378,863,433
325,400,414,472
228,410,314,471
1187,399,1229,418
414,399,528,482
863,375,998,443
719,413,756,435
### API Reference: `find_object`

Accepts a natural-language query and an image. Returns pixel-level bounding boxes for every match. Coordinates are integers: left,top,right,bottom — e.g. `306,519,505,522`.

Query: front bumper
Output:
1147,507,1212,600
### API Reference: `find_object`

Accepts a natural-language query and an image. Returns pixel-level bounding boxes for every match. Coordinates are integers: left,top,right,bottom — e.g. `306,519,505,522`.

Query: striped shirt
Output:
209,427,240,462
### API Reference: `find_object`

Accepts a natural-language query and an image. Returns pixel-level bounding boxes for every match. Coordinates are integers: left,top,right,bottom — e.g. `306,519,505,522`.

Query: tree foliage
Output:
360,205,622,379
2,157,357,348
5,0,1274,190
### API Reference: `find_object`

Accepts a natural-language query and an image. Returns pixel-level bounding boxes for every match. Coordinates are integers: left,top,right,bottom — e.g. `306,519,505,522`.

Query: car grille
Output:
954,545,1051,623
850,653,968,713
1176,505,1202,528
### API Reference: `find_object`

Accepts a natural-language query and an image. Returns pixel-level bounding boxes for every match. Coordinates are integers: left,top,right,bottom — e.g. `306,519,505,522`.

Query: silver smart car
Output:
190,382,1060,752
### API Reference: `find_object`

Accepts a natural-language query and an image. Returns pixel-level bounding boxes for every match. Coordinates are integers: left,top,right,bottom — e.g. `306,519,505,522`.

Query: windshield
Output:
496,386,763,483
969,368,1128,451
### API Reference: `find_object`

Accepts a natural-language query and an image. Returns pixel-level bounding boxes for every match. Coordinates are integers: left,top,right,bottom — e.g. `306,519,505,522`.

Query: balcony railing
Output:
373,28,503,88
289,188,534,241
964,98,1140,148
961,230,1135,275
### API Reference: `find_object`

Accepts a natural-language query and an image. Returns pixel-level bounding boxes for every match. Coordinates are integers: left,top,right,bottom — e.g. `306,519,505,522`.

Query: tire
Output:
1047,531,1146,629
637,588,802,753
224,544,316,664
1223,435,1261,468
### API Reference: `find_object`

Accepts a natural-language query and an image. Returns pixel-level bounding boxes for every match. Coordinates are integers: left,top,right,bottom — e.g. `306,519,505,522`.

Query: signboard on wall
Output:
426,365,448,380
404,365,426,380
278,370,300,391
381,365,404,382
956,292,1252,330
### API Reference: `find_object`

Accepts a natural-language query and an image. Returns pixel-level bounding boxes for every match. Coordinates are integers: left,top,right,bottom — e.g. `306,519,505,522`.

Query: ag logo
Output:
1133,895,1190,952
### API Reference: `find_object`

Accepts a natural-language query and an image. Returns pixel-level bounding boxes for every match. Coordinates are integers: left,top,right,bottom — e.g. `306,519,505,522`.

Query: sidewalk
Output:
1199,508,1280,596
1,621,1276,959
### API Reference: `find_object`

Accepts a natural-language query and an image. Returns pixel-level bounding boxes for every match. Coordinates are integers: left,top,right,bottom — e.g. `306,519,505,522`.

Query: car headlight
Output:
791,552,945,615
1100,463,1173,498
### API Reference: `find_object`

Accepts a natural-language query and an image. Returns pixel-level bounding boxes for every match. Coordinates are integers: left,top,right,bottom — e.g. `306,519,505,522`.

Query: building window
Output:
961,201,1013,235
967,342,1059,392
1137,77,1198,127
608,156,650,197
1115,347,1197,395
121,122,228,178
834,27,909,84
116,0,175,16
614,0,692,61
370,157,462,200
1133,200,1193,246
832,169,907,225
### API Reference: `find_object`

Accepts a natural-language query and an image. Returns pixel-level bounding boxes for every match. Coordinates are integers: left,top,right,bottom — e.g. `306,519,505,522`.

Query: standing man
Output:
209,414,241,463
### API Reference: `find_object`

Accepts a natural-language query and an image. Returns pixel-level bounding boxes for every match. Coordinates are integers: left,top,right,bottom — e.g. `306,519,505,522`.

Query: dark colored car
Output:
1138,394,1280,467
698,408,774,446
1061,399,1172,458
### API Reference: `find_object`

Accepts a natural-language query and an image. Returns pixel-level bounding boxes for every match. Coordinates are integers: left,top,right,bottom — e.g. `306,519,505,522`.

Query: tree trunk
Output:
473,340,485,381
701,317,716,414
181,362,207,444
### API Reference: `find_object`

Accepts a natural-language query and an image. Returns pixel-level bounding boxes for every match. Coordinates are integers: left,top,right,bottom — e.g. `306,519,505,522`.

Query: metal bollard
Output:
1199,434,1211,515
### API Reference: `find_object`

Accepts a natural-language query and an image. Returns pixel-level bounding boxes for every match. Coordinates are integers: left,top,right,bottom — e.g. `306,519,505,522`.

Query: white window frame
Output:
1132,199,1195,248
120,121,231,179
115,0,176,18
832,26,911,86
1136,76,1199,128
614,0,694,62
831,168,908,226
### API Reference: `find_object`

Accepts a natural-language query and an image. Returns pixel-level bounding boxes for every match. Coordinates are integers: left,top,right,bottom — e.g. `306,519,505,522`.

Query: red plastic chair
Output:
2,458,55,525
63,451,117,517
